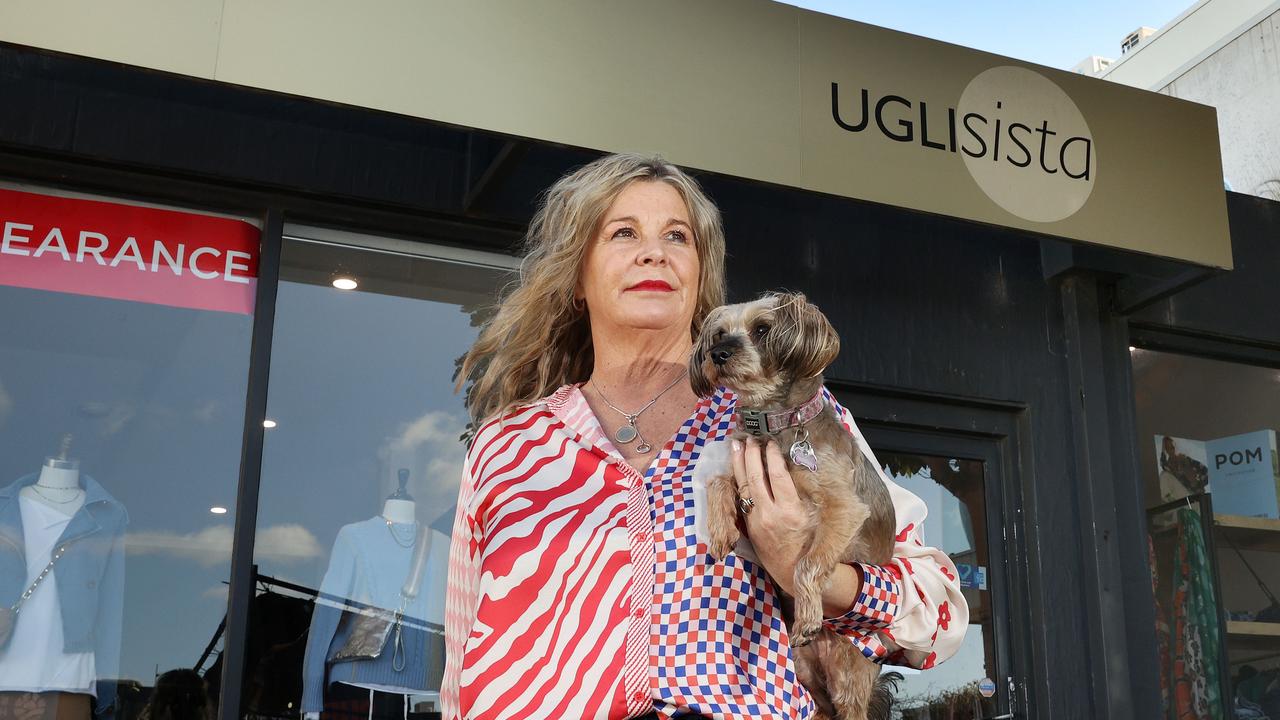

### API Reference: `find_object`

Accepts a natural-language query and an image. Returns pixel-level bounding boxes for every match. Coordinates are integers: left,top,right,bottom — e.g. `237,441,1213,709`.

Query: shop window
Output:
873,452,1003,718
243,229,512,719
1134,348,1280,719
0,184,259,719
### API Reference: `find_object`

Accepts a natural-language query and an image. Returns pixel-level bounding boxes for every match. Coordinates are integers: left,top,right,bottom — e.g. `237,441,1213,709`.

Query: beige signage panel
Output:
0,0,1231,268
798,14,1231,268
214,0,803,192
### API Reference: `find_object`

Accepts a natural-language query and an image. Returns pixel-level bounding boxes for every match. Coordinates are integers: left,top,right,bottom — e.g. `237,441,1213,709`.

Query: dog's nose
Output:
710,345,734,366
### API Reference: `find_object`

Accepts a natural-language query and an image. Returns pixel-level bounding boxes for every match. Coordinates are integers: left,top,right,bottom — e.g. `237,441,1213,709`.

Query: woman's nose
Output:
637,236,667,265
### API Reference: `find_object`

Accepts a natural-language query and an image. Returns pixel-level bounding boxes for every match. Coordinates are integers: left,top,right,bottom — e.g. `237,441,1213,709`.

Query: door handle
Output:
981,714,1014,719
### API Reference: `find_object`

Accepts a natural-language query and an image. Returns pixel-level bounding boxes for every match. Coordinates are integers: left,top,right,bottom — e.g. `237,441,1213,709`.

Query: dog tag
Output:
789,440,818,472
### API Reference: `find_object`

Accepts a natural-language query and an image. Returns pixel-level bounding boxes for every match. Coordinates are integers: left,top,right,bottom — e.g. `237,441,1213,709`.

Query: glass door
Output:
862,424,1018,720
237,228,514,719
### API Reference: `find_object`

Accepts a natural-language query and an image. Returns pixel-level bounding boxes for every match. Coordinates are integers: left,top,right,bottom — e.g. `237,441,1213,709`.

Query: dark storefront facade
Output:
0,10,1275,720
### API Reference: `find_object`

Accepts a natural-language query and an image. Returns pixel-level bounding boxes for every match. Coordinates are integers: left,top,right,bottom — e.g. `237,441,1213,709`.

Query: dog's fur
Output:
688,292,898,720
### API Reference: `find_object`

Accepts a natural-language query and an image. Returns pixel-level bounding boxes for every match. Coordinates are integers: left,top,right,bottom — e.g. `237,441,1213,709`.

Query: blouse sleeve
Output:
441,444,483,720
817,388,969,670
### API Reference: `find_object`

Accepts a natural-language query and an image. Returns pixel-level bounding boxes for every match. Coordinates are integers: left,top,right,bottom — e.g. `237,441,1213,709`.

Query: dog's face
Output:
689,292,839,406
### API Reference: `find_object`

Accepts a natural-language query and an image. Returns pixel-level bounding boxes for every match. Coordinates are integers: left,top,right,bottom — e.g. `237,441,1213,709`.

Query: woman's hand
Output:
730,436,810,594
731,436,863,615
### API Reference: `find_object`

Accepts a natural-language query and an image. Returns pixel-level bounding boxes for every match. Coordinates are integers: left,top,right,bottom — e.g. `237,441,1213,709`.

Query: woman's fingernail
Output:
731,439,742,452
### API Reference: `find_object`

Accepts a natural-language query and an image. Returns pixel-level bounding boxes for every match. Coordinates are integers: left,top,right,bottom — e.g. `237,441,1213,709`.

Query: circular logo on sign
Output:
957,66,1096,223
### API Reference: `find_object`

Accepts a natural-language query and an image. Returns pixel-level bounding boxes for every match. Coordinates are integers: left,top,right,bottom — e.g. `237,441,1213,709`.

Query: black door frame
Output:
831,382,1037,719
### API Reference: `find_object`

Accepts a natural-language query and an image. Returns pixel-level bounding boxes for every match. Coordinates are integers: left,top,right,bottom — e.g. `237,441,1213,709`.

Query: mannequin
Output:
19,435,85,516
382,469,416,525
302,469,447,720
0,434,127,720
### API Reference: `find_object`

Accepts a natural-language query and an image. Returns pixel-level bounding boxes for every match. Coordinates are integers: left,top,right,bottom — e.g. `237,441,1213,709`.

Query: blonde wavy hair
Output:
456,153,727,426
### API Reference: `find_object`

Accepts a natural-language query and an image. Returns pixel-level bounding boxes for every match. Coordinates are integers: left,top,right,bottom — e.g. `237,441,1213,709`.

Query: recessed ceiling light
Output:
263,419,277,428
1129,346,1137,352
210,506,228,515
332,277,358,290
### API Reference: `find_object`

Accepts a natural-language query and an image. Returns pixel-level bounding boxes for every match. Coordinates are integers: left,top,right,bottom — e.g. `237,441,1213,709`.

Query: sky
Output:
778,0,1197,70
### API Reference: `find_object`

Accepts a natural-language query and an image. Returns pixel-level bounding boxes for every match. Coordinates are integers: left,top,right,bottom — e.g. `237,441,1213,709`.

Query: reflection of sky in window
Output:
880,464,988,708
886,465,974,556
253,268,491,596
0,285,251,684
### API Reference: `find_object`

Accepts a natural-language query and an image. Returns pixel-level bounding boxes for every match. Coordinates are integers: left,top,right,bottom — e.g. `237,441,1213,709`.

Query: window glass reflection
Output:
874,453,1000,719
0,218,254,720
1133,348,1280,719
245,235,509,720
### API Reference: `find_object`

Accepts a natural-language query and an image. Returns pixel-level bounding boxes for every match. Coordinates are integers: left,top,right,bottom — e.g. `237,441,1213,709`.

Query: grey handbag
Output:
330,527,430,671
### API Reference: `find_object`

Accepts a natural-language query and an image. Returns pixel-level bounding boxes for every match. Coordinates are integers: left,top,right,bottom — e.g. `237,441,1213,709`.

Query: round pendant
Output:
615,424,637,444
636,442,652,453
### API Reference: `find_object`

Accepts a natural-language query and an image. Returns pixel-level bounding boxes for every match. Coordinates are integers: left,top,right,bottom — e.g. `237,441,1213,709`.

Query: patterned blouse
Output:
442,384,967,719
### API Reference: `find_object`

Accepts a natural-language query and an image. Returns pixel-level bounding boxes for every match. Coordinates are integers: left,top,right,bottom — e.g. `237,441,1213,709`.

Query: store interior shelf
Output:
1229,620,1280,639
1215,514,1280,553
1228,621,1280,665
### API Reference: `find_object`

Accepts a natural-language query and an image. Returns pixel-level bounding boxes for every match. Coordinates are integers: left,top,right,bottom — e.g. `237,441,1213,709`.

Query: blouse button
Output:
633,607,645,619
632,691,645,702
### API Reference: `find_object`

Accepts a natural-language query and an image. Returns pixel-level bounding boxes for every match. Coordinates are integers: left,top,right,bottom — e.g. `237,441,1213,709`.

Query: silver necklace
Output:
385,520,417,548
590,371,684,454
31,484,84,504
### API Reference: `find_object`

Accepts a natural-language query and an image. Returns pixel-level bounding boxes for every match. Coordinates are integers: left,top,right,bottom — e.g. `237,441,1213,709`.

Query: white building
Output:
1120,26,1158,55
1071,55,1115,77
1101,0,1280,199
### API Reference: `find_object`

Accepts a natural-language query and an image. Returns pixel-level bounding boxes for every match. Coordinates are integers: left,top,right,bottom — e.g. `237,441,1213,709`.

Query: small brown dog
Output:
689,292,897,720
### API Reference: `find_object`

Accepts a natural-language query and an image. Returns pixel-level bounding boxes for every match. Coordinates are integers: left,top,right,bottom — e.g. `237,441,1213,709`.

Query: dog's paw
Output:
790,620,821,647
706,532,739,563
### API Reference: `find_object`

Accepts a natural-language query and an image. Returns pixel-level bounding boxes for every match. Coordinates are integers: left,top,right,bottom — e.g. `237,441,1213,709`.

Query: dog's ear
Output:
766,292,840,380
689,307,720,397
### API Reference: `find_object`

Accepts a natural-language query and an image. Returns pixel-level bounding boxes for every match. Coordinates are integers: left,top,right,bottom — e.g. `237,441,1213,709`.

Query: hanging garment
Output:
1150,535,1172,718
1171,507,1224,720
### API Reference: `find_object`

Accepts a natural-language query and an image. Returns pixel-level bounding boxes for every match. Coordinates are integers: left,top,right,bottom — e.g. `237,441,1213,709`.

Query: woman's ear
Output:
768,293,840,380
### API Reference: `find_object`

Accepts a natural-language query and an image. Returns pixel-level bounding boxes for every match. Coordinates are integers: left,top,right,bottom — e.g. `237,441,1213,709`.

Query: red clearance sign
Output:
0,187,259,314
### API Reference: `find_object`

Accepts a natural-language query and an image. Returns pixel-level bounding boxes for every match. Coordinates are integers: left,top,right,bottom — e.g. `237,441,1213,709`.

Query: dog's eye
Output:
754,324,769,338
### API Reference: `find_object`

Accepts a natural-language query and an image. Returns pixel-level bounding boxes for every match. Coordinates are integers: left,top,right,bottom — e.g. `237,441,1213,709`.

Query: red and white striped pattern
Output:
441,384,968,719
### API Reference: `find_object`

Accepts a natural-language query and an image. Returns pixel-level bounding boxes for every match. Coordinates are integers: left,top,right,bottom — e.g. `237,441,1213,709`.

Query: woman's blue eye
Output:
612,228,636,239
667,230,688,243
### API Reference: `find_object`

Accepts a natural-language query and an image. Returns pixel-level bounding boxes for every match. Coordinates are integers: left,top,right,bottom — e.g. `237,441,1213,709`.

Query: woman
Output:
445,153,966,719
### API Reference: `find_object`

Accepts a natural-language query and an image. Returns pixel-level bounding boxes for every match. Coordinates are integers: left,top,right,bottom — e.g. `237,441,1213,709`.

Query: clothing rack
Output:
194,568,322,674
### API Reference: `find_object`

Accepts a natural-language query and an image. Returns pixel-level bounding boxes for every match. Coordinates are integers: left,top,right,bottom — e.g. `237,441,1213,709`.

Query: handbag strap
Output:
399,527,432,601
10,544,67,613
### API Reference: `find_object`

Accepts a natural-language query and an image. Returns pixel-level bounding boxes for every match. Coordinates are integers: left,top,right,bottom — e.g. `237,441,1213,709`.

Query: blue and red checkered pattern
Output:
634,388,818,718
821,563,902,664
822,563,901,634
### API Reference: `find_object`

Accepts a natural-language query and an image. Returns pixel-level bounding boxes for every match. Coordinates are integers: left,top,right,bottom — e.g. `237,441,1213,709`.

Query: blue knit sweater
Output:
301,517,448,713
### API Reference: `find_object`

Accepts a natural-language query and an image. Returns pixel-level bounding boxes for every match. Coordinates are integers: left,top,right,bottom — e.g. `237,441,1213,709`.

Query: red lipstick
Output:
627,280,674,292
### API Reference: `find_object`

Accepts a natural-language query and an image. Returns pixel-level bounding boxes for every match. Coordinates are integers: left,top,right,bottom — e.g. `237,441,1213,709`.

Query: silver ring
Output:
738,496,756,514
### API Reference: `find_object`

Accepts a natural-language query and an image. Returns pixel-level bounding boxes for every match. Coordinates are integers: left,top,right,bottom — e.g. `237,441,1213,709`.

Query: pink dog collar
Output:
736,390,826,436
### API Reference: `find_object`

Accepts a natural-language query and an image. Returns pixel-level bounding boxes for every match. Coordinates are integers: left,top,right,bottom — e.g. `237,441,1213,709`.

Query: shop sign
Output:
0,187,258,314
0,0,1232,267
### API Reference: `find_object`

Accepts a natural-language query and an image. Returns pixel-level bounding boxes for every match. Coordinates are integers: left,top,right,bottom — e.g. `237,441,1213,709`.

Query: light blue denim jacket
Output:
0,474,128,716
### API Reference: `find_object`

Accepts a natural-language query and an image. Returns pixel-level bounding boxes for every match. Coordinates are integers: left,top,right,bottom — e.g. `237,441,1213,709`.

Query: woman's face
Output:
577,180,701,337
